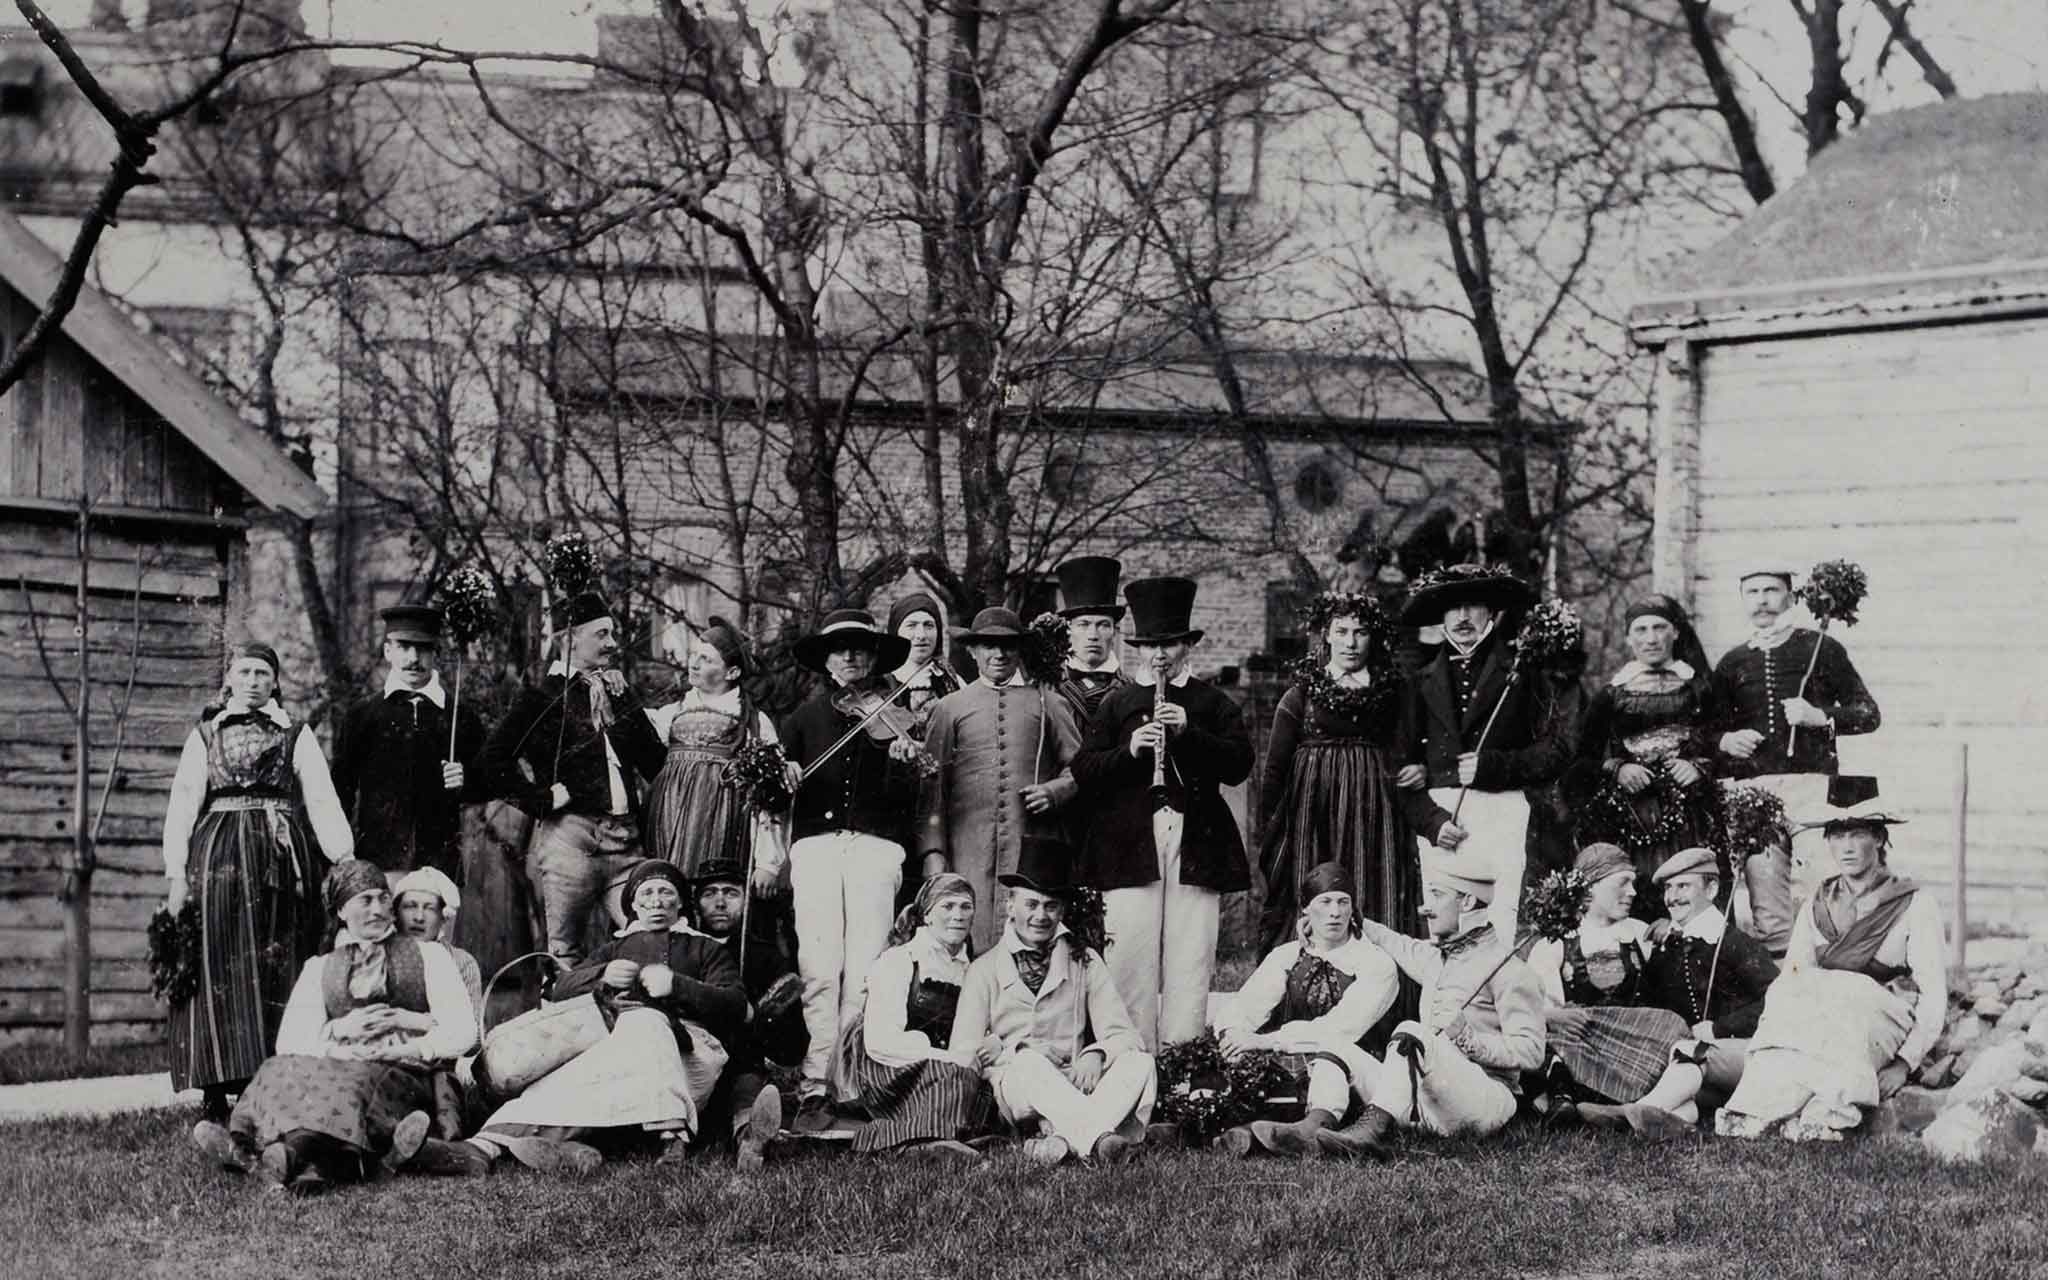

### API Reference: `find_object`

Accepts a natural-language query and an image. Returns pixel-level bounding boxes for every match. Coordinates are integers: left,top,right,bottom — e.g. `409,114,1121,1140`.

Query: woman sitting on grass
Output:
188,859,483,1190
835,873,996,1158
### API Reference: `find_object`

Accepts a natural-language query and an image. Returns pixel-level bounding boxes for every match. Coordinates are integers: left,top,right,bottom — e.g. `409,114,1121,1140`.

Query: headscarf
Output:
1297,861,1361,941
324,858,387,918
887,591,948,673
393,866,461,916
229,642,282,677
887,872,976,949
1615,593,1709,682
1573,842,1634,890
324,859,394,1000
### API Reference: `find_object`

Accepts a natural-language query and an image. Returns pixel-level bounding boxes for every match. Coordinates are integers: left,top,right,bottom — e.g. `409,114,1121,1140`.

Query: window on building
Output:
0,56,44,117
1294,458,1342,513
652,574,714,664
1266,580,1309,664
1042,447,1093,502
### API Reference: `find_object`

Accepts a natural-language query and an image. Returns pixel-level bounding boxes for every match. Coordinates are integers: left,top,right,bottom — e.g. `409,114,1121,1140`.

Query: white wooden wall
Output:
1686,315,2048,930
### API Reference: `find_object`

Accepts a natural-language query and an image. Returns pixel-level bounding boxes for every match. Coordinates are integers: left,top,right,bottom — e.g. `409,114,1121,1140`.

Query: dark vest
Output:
321,935,430,1019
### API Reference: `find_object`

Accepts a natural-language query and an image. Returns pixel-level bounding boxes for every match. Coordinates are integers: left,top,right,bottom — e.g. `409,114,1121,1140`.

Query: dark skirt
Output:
836,1019,992,1153
1545,1005,1690,1104
228,1054,436,1153
644,747,747,878
168,806,325,1092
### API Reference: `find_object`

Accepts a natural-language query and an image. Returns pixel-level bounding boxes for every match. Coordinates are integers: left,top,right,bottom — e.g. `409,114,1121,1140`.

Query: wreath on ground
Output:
1153,1028,1296,1144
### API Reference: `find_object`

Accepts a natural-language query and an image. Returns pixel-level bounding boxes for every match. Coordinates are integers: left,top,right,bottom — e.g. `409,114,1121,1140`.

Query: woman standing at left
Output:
643,621,784,885
162,642,355,1119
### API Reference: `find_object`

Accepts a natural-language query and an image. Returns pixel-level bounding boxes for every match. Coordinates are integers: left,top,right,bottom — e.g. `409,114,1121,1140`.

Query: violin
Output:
800,661,939,784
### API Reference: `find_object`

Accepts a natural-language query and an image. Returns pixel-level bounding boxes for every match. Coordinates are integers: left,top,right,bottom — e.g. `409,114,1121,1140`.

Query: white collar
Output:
981,670,1028,689
1325,659,1372,688
384,670,447,707
215,699,290,728
614,916,711,940
912,925,973,964
1131,667,1191,690
893,659,941,685
1748,618,1799,651
337,922,396,949
1608,659,1695,687
683,686,743,714
1444,618,1497,661
1068,655,1121,676
1677,908,1726,943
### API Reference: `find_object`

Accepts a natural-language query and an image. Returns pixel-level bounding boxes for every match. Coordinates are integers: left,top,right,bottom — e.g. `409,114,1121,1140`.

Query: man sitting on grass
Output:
690,856,805,1171
1318,849,1546,1158
947,855,1156,1166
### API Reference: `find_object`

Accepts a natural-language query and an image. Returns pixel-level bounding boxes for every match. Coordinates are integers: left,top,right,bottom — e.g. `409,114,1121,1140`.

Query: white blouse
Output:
1213,936,1400,1052
274,937,478,1061
646,686,779,743
860,927,974,1069
1783,884,1948,1069
160,702,355,882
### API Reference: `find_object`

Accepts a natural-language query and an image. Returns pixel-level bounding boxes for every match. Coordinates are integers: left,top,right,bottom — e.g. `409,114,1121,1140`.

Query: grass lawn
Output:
6,1109,2045,1280
0,1039,167,1086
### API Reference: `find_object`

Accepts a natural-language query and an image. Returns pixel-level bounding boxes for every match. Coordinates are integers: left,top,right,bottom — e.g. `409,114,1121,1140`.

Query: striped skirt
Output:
837,1019,992,1153
168,805,325,1092
1545,1006,1690,1104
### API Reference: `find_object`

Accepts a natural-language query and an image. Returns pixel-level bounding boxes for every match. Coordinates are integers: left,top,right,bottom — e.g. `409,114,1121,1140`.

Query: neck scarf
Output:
1813,870,1918,974
1749,617,1797,651
383,670,447,708
336,921,396,1003
1014,940,1056,994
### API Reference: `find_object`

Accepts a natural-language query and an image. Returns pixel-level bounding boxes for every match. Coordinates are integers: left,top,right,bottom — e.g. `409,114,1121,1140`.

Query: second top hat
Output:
1056,556,1125,620
1123,576,1203,646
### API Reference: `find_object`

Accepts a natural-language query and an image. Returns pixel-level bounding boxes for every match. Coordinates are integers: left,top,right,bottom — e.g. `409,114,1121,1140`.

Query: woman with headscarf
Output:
644,619,785,890
886,590,961,738
1570,595,1723,915
1209,863,1401,1158
393,867,483,1015
188,859,484,1188
161,642,355,1120
1255,591,1423,962
835,873,996,1157
464,860,748,1173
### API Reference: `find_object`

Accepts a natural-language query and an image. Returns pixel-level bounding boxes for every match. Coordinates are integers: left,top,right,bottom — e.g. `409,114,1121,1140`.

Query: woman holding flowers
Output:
644,620,785,889
1255,591,1424,955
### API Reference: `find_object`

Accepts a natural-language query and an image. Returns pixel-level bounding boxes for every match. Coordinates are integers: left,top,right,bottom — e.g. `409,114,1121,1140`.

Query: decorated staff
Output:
1706,562,1881,957
437,567,497,761
330,601,489,886
1396,564,1584,940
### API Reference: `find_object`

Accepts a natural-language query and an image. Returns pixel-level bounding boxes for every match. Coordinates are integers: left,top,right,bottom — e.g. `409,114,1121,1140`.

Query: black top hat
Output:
380,604,444,646
1398,564,1535,626
552,591,614,630
1123,576,1204,646
792,609,913,674
1056,556,1125,620
954,607,1028,646
998,833,1076,898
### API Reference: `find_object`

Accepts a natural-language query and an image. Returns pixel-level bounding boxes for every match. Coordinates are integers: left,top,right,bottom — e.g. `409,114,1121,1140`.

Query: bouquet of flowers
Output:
1719,782,1790,864
1020,612,1071,687
1153,1028,1297,1144
720,740,794,815
1510,598,1586,674
147,901,203,1006
1061,885,1111,965
1788,558,1869,752
1521,867,1594,945
436,565,499,760
543,531,598,598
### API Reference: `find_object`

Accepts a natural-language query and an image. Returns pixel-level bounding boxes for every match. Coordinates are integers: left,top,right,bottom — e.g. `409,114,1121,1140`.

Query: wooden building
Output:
0,210,324,1047
1630,93,2048,929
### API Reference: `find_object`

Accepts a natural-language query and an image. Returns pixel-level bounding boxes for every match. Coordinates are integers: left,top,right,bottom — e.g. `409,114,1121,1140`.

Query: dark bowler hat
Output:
552,590,614,630
1056,556,1125,620
691,857,749,890
1124,576,1204,646
998,834,1076,898
381,604,444,646
1398,563,1535,626
954,607,1028,646
792,608,912,674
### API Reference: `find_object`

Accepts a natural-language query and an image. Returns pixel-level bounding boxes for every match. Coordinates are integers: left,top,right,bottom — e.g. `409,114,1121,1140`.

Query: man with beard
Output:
690,857,805,1170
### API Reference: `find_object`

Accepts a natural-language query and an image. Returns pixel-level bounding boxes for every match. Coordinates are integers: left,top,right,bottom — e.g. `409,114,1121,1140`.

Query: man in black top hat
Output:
777,608,925,1123
332,604,490,886
1706,568,1882,955
1396,564,1581,939
1071,576,1254,1053
1053,556,1131,727
479,590,666,966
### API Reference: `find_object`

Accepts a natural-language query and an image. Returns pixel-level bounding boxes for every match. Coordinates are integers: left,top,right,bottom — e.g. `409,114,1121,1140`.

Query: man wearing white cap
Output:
393,867,484,1015
1314,847,1546,1156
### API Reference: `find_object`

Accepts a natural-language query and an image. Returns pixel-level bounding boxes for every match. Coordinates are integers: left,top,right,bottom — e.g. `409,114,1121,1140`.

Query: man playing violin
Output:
777,609,928,1129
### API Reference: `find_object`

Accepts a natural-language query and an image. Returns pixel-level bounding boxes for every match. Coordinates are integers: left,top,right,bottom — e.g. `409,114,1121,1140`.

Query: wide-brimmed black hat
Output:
792,609,912,674
998,834,1075,898
1124,576,1203,646
1797,776,1906,832
954,606,1028,646
381,604,445,646
1399,564,1535,626
1056,556,1125,620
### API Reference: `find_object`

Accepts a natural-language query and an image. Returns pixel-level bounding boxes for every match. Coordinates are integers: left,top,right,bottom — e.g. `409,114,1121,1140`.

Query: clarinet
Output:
1149,657,1171,807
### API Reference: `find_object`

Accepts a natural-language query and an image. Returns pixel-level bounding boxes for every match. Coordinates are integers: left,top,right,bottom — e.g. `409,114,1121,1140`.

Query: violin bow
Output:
797,659,937,784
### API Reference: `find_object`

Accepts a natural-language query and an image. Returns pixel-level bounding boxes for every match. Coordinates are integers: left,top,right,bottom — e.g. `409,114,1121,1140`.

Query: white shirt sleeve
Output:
1213,944,1292,1034
415,941,481,1060
1527,938,1567,1008
273,958,328,1056
293,727,356,863
1268,942,1399,1050
1896,894,1949,1070
161,729,208,883
859,946,940,1068
1358,919,1440,986
646,702,681,740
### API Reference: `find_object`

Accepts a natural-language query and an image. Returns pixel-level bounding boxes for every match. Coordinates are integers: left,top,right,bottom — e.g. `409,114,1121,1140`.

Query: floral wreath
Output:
1578,770,1711,858
1718,782,1790,863
1291,589,1402,720
1153,1028,1297,1143
147,901,203,1006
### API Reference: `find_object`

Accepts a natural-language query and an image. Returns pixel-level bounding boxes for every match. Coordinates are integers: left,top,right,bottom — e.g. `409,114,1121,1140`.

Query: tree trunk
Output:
1676,0,1776,205
64,499,94,1058
945,0,1007,612
1802,0,1848,156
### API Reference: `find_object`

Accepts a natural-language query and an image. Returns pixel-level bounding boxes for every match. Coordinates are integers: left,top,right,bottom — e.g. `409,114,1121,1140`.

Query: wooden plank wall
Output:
1688,315,2048,930
0,518,231,1046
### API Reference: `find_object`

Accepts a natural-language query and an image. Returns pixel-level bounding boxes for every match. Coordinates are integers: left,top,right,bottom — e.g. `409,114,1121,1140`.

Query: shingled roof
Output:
1633,93,2048,329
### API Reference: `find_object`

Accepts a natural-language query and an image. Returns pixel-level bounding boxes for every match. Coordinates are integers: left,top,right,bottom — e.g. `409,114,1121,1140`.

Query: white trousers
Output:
1102,809,1218,1053
991,1047,1157,1157
1304,1043,1379,1116
1733,773,1833,953
1363,1021,1517,1138
790,831,904,1087
1420,787,1528,938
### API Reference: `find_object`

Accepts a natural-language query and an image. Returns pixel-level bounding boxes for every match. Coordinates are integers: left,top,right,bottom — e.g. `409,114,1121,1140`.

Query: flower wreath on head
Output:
1290,589,1401,721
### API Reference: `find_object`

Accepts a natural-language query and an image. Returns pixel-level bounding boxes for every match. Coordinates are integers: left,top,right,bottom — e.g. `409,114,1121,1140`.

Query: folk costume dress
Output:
643,687,782,880
837,926,994,1152
1212,934,1400,1120
1717,870,1946,1141
1571,661,1722,913
162,701,355,1093
1255,661,1417,955
229,931,477,1163
1528,920,1690,1105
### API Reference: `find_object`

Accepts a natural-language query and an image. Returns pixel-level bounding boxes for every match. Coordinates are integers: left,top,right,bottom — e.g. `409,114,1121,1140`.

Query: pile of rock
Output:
1880,945,2048,1162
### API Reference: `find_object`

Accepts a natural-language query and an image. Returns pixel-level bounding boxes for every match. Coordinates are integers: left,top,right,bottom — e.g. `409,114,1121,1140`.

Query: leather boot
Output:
1211,1125,1256,1158
1313,1106,1397,1160
1251,1108,1337,1158
381,1111,432,1173
407,1138,492,1178
191,1120,255,1173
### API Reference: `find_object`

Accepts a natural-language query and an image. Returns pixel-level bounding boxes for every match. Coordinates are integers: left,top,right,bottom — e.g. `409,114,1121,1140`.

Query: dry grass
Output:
4,1109,2046,1280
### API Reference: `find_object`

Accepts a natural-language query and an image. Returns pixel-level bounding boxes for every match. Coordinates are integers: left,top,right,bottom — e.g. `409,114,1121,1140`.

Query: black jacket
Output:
1071,678,1254,894
780,689,922,847
1640,922,1778,1040
550,925,748,1049
1708,630,1880,778
331,688,487,879
479,672,666,819
1400,633,1582,842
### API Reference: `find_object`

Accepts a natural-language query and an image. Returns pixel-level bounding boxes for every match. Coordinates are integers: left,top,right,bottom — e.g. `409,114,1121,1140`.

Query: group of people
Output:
167,553,1945,1191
